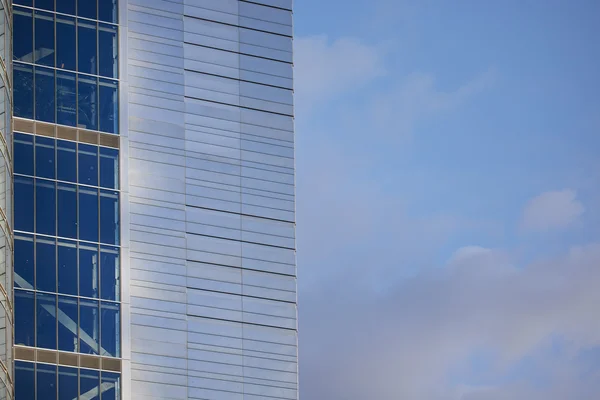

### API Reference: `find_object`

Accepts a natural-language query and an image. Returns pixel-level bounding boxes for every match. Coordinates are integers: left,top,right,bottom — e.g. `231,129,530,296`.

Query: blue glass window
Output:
58,183,78,239
100,190,119,245
100,247,119,301
34,11,55,67
37,363,58,400
36,179,56,236
78,143,98,186
57,71,77,126
15,361,35,400
101,372,121,400
14,133,34,176
15,290,35,346
59,366,79,400
99,0,118,23
15,0,33,7
15,176,35,232
78,0,98,20
35,135,55,179
37,292,57,349
15,235,35,289
79,187,99,242
99,24,118,78
36,237,56,293
101,301,120,357
35,66,56,123
100,147,119,189
78,20,97,75
14,63,34,119
14,8,33,63
80,299,99,355
58,240,78,295
36,0,55,11
57,0,76,15
57,139,77,182
56,15,76,71
99,79,118,133
58,295,79,352
80,244,99,298
78,75,98,131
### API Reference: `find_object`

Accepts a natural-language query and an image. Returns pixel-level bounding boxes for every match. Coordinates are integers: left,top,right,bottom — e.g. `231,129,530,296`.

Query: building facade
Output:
10,0,297,399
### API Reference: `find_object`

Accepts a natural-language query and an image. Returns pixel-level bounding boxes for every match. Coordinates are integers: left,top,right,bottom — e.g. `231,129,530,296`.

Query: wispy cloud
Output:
521,189,585,232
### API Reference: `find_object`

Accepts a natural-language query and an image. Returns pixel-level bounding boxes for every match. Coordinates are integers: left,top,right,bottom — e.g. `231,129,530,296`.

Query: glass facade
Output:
12,1,121,398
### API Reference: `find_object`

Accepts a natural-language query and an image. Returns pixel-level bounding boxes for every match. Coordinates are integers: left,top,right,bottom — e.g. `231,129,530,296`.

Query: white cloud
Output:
521,189,584,232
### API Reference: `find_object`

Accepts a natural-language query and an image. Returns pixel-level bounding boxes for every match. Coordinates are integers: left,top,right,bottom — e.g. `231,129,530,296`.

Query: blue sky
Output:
293,1,600,398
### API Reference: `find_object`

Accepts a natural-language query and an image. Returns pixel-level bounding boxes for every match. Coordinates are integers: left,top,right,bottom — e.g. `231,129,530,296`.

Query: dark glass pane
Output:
35,66,56,123
99,79,118,134
101,302,120,357
15,361,35,400
78,20,97,75
78,0,97,20
13,9,33,62
15,0,33,7
98,24,118,78
14,63,34,119
57,0,76,15
37,363,58,400
100,190,119,245
37,292,57,349
34,10,55,66
36,0,55,11
15,235,35,289
36,179,56,235
15,176,35,232
101,372,121,400
98,0,118,23
79,187,99,242
58,240,78,295
79,299,99,355
14,133,34,176
78,143,98,186
100,247,119,301
56,15,76,71
57,139,77,182
15,290,35,347
59,366,79,400
57,71,77,126
35,135,55,179
36,237,57,292
100,147,119,189
58,295,79,352
78,75,98,130
58,183,77,238
80,244,99,298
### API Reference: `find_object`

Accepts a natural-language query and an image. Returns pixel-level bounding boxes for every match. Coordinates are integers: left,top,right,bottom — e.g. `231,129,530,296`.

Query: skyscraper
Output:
8,0,297,398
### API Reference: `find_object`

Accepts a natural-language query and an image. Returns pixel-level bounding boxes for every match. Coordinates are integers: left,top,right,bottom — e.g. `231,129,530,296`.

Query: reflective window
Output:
36,237,56,293
37,292,57,349
58,240,78,295
15,290,35,346
79,299,99,354
57,0,76,15
99,79,118,133
99,24,118,78
35,66,56,123
101,301,120,357
99,0,118,24
15,235,35,289
58,183,78,238
14,133,34,176
14,0,33,7
100,147,119,189
80,244,99,298
59,366,79,400
36,178,56,235
35,135,55,179
15,176,35,232
101,372,121,400
37,363,57,400
78,20,97,75
15,361,35,400
78,75,98,131
100,247,119,301
79,188,99,243
57,139,77,182
56,15,76,71
14,8,33,63
34,10,55,67
100,190,119,245
78,0,98,20
79,143,98,186
57,71,77,126
36,0,55,12
58,295,78,352
14,63,34,119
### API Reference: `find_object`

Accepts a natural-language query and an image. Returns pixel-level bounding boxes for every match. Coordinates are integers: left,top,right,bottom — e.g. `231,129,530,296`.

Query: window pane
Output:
80,244,99,298
15,0,33,7
98,24,118,78
78,0,97,20
57,0,76,15
37,292,57,349
15,361,35,400
14,133,34,176
57,71,77,126
35,135,55,179
34,10,55,66
79,299,99,355
36,179,56,236
100,190,119,245
101,372,121,400
59,366,79,400
15,290,35,347
79,187,99,242
78,75,98,130
15,235,34,289
37,363,57,400
57,139,77,182
56,15,76,71
36,237,56,293
35,66,56,123
100,247,119,301
14,9,33,63
98,0,118,23
78,143,98,186
99,79,118,134
78,20,97,75
58,240,77,295
100,147,119,189
58,295,78,352
36,0,55,11
14,63,34,119
58,183,77,238
101,302,120,357
15,176,34,232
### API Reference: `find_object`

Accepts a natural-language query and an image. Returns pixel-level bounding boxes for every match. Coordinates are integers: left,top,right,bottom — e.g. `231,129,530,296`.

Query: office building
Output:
8,0,297,398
